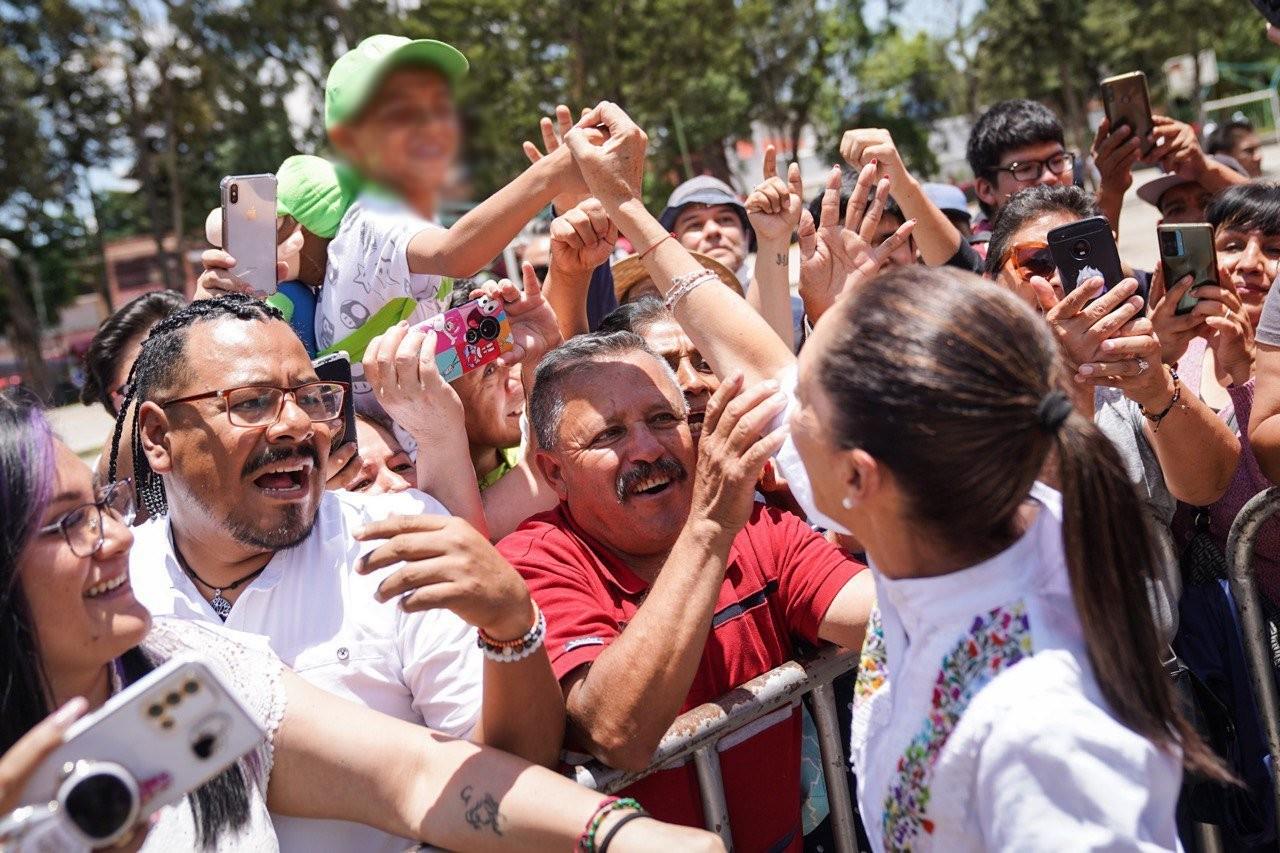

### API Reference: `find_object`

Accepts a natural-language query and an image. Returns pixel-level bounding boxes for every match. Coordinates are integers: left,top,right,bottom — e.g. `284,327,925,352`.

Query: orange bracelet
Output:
638,233,674,259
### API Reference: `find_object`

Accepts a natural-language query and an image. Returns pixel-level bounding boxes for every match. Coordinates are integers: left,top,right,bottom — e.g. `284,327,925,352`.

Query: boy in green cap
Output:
316,34,586,416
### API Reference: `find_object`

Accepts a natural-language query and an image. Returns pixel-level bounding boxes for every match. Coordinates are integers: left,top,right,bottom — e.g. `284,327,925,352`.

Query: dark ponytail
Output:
819,265,1227,781
1053,411,1230,781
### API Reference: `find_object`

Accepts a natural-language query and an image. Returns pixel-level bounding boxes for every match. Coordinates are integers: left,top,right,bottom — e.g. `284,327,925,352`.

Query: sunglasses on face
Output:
1004,241,1057,281
38,478,137,557
994,152,1076,184
160,381,348,429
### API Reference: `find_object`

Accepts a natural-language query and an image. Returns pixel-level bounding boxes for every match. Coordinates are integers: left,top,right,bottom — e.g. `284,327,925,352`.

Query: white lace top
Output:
18,619,286,852
138,618,286,852
849,483,1183,852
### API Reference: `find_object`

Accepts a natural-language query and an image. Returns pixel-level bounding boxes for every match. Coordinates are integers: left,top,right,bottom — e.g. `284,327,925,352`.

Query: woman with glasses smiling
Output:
0,390,723,851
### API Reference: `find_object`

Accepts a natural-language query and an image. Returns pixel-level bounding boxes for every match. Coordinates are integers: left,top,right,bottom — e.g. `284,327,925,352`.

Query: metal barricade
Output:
1226,487,1280,837
572,645,861,852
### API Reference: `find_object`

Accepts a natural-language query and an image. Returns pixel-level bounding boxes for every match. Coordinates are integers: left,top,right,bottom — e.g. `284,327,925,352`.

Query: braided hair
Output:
108,295,284,517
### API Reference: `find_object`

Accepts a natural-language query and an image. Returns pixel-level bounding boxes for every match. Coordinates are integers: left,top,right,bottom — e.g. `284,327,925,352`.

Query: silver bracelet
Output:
663,269,718,312
476,604,547,662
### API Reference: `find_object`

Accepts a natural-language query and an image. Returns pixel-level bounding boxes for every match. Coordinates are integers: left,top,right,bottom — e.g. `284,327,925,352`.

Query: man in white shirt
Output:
114,295,564,853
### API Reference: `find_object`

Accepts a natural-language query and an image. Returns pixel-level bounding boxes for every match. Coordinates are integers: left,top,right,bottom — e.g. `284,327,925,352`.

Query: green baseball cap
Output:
275,155,362,239
324,34,469,129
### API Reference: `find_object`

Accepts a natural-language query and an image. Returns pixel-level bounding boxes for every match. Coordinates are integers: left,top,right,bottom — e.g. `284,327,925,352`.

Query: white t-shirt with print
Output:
315,191,451,417
129,488,481,853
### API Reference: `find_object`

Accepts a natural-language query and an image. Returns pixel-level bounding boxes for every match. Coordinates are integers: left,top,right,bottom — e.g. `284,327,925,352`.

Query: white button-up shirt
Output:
849,484,1182,852
130,489,482,853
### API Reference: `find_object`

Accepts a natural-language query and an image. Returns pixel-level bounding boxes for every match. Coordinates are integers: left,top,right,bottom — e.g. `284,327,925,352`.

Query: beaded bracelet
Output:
577,798,644,853
476,603,546,662
663,268,718,312
1138,367,1185,433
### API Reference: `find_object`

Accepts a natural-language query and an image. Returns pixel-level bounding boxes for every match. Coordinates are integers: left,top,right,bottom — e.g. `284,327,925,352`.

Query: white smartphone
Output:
220,173,278,296
19,655,265,845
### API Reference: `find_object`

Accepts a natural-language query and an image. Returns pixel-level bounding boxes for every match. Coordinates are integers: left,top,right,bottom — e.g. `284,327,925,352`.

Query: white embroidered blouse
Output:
849,483,1183,852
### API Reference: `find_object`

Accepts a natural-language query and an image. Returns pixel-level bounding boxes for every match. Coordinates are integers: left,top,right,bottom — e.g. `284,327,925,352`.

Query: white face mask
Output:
774,432,852,535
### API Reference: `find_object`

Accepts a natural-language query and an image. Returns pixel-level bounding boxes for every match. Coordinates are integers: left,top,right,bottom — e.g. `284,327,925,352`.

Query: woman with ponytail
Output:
563,102,1228,850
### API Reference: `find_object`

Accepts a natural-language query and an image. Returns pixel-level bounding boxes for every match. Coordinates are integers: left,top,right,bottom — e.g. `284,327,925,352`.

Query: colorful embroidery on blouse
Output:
882,601,1033,850
854,606,887,705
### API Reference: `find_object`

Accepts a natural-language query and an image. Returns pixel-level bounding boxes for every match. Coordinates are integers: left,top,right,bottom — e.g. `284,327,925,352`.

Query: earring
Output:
842,496,854,510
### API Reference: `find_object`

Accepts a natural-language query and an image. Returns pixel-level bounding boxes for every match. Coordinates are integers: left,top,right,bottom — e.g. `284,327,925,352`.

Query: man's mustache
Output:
615,456,688,502
243,444,319,478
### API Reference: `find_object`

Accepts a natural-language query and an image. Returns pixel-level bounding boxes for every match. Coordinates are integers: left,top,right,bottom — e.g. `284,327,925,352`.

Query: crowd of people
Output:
5,26,1280,853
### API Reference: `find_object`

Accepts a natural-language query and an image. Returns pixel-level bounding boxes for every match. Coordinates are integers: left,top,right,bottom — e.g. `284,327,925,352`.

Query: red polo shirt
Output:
498,502,864,852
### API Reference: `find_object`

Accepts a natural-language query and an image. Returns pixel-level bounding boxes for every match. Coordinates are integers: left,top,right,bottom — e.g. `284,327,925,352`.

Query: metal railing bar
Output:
809,681,858,853
1225,486,1280,836
693,746,734,849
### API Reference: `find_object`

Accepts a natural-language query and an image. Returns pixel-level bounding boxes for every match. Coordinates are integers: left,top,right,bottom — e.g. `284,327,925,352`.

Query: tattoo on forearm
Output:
460,785,505,836
775,252,787,266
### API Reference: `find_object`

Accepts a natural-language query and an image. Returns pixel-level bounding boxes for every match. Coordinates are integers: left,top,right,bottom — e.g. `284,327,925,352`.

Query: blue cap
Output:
922,183,971,220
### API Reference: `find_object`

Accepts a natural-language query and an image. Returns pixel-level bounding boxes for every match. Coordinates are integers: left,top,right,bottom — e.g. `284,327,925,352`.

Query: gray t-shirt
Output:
1254,272,1280,346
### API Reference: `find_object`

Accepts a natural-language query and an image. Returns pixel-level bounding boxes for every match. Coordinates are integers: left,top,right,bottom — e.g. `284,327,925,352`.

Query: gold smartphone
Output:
1101,72,1154,151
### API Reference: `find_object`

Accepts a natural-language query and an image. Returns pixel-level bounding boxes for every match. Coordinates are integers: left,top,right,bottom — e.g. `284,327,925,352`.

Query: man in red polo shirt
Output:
499,330,874,852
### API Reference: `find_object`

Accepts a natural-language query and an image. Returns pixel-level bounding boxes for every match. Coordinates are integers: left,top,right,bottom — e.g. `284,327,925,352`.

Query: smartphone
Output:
1101,72,1154,153
1158,223,1218,316
220,174,278,296
313,351,358,447
20,656,264,845
1249,0,1280,27
1048,216,1126,298
415,296,514,383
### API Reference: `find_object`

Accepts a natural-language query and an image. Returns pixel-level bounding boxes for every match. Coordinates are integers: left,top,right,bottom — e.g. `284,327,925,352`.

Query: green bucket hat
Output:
274,155,362,239
324,34,469,129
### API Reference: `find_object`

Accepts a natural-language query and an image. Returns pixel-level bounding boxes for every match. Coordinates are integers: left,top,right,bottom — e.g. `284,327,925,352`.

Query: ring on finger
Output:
1136,357,1150,373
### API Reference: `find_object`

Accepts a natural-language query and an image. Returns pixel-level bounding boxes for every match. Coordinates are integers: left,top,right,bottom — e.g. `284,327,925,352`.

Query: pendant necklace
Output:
174,547,267,621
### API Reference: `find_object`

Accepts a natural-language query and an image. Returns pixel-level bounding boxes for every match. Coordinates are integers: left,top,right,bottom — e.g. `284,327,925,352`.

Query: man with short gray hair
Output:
499,331,875,847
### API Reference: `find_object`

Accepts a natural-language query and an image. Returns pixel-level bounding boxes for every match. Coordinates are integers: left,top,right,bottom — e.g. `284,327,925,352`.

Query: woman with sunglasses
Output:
984,185,1239,522
0,391,721,851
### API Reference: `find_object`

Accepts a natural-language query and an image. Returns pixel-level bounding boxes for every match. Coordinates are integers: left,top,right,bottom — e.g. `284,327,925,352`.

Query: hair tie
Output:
1035,389,1072,434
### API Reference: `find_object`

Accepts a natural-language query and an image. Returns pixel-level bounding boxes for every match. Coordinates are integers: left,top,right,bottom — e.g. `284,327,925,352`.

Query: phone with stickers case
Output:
1048,216,1126,299
20,655,265,835
414,296,514,383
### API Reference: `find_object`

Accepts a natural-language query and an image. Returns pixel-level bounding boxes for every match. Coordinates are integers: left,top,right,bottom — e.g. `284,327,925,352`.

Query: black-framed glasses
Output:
161,381,348,428
994,151,1076,183
38,479,136,557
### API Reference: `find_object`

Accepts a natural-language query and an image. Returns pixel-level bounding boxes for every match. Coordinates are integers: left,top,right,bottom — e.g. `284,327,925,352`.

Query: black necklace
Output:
173,547,267,621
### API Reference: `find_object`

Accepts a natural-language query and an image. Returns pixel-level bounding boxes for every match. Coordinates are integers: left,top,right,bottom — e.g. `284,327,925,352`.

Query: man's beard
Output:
226,502,315,551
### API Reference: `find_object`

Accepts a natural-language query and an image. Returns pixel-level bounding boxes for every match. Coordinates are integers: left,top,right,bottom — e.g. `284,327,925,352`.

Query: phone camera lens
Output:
60,763,138,845
229,183,239,204
1072,238,1090,260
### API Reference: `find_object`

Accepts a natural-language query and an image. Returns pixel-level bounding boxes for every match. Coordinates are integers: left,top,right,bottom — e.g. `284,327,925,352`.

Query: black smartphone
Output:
1048,216,1126,298
1158,223,1218,316
1250,0,1280,27
312,351,357,448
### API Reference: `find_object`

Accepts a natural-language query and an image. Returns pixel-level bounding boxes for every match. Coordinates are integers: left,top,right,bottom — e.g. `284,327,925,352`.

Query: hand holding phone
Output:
220,174,278,297
1048,216,1126,298
1157,224,1218,315
414,297,514,383
16,656,264,849
1100,73,1154,154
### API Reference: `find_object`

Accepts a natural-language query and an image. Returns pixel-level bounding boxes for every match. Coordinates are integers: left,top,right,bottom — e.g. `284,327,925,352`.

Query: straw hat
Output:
611,251,743,304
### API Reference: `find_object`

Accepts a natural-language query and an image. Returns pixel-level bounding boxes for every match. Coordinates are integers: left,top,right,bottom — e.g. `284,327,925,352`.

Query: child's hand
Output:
550,198,618,276
745,146,804,244
363,322,465,442
523,105,590,214
471,263,564,367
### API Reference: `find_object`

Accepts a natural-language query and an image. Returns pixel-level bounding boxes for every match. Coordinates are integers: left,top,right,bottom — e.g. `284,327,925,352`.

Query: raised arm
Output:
270,669,722,851
406,145,586,279
543,199,618,341
562,103,794,389
840,128,960,266
745,146,801,349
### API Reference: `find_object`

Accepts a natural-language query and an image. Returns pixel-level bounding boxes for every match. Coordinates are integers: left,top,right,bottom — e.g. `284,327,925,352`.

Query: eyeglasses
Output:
38,479,136,557
993,152,1076,183
161,382,348,428
1004,241,1057,281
